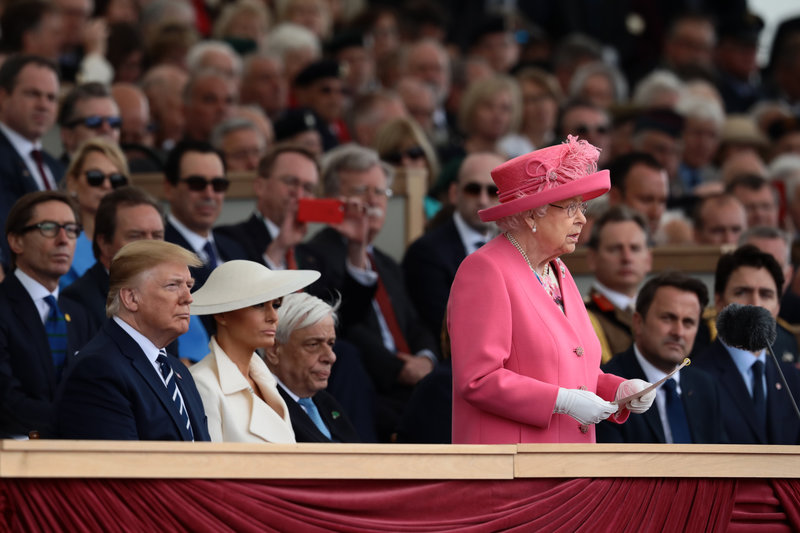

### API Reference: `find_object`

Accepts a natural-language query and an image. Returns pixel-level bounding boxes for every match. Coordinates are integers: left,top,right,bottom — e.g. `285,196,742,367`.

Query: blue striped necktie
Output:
44,295,67,378
156,349,194,441
298,397,331,439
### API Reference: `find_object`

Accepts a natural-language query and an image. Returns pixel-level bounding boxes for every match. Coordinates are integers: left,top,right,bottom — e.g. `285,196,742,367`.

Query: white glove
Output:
553,388,619,425
615,379,656,414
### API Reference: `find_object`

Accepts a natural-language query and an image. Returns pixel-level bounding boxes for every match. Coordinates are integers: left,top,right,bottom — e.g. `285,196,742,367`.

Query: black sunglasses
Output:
21,221,82,239
463,183,499,197
181,175,230,192
67,115,122,130
383,146,426,165
85,169,128,189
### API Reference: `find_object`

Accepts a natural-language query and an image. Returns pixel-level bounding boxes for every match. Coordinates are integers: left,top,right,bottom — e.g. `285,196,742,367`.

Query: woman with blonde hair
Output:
60,138,130,288
458,75,521,156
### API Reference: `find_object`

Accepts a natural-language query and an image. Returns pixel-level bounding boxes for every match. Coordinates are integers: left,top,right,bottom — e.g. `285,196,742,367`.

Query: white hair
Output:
770,154,800,201
568,61,628,103
321,143,395,196
274,293,339,345
631,69,684,108
262,23,321,60
676,94,725,128
186,40,243,78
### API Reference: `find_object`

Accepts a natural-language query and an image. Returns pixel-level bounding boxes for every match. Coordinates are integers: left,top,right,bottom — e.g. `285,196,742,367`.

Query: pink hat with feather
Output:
479,136,610,222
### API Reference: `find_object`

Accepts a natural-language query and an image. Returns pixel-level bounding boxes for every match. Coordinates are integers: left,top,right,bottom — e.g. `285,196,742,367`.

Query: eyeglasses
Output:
66,115,122,130
277,175,316,195
21,221,82,239
574,124,609,136
383,146,426,165
549,201,588,217
346,185,393,199
462,183,499,197
180,175,230,192
85,169,128,189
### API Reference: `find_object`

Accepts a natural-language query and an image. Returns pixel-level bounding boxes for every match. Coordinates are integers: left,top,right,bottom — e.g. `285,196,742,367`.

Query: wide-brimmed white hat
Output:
190,260,320,315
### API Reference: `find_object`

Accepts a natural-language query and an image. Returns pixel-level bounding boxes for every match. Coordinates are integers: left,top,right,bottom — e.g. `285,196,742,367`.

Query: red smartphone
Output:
296,198,345,224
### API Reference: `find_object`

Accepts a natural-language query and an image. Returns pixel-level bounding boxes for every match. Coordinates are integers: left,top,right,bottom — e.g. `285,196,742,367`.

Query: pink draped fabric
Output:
0,478,797,532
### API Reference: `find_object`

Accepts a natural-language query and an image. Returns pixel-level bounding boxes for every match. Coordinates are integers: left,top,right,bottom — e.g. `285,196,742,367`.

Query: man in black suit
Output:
694,245,800,444
402,152,503,340
55,240,210,441
597,272,725,444
0,191,92,437
298,144,439,441
162,140,247,362
61,186,165,332
265,293,360,443
216,143,320,269
0,55,64,268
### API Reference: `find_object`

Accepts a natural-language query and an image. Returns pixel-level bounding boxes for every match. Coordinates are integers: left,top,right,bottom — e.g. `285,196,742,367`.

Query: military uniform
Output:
585,288,634,364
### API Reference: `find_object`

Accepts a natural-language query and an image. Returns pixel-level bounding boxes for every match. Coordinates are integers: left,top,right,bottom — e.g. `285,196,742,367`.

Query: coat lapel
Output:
7,276,56,390
620,350,666,442
712,342,766,443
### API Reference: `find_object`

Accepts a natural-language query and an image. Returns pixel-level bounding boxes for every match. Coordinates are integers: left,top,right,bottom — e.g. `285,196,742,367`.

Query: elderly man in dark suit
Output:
162,140,247,362
402,152,503,340
0,191,92,437
266,293,360,443
55,240,210,441
597,272,725,444
0,55,64,268
298,144,439,441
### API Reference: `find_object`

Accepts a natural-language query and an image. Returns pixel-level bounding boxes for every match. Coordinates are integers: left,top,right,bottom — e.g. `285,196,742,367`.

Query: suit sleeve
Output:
0,324,52,435
402,239,452,341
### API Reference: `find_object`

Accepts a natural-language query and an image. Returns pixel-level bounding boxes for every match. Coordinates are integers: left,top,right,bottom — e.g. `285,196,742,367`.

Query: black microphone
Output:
717,303,800,422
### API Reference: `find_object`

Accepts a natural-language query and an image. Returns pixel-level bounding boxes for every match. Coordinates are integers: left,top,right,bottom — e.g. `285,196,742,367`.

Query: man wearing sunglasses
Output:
57,82,121,164
557,100,612,167
403,152,503,341
163,140,247,363
0,191,92,437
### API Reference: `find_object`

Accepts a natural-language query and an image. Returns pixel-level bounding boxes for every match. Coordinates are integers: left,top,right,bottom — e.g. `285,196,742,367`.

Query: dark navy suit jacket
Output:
55,319,210,441
0,274,92,436
0,129,64,266
596,347,726,444
277,384,360,443
693,339,800,445
61,261,108,332
165,221,249,289
402,216,468,341
215,213,272,265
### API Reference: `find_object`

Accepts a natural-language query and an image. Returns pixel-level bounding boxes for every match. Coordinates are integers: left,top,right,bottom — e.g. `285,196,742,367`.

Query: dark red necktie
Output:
30,149,51,190
368,253,410,354
285,248,297,270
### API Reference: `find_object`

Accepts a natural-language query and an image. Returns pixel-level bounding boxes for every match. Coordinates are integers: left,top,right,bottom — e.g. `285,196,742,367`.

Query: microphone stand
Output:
765,345,800,422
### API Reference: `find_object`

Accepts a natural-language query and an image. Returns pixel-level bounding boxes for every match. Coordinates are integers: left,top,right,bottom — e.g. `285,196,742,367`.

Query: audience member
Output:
607,152,669,238
55,240,210,441
182,69,237,144
499,67,561,157
585,206,652,364
0,1,62,59
211,117,267,172
676,94,724,191
111,83,154,148
273,108,324,156
567,61,628,110
457,75,520,158
727,174,779,228
692,193,747,245
57,82,121,164
597,272,724,443
186,41,242,82
557,100,612,167
239,52,288,120
141,64,188,151
631,109,684,197
0,191,92,437
293,59,348,150
349,90,406,148
662,12,716,78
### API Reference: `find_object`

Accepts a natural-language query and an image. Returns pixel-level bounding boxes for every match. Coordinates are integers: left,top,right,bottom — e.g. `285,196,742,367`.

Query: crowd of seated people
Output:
0,0,799,446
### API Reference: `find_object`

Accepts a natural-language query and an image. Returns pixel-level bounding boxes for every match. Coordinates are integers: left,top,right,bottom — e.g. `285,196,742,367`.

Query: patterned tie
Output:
752,360,767,430
298,397,331,439
44,295,67,378
368,252,410,354
30,149,51,190
156,349,194,441
663,378,692,443
203,241,218,269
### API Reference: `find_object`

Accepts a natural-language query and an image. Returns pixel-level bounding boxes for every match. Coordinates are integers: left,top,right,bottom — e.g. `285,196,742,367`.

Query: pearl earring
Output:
531,222,537,233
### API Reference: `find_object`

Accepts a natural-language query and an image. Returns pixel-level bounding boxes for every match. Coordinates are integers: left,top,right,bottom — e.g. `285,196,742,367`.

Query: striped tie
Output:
43,295,67,378
156,350,194,441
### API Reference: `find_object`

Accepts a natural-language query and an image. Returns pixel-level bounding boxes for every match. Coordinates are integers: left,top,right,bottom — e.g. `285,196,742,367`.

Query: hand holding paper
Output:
615,379,656,413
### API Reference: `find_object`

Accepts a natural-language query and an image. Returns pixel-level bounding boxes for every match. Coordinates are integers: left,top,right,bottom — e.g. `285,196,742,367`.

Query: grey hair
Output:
186,40,242,78
770,154,800,202
210,117,261,149
274,293,340,345
631,69,684,108
496,205,548,233
182,67,234,104
568,61,628,103
676,94,725,127
321,143,394,196
243,51,284,74
262,23,321,60
739,226,792,265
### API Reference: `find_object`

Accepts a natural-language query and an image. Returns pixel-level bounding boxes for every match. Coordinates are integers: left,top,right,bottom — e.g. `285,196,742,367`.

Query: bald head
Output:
450,152,504,232
112,83,153,147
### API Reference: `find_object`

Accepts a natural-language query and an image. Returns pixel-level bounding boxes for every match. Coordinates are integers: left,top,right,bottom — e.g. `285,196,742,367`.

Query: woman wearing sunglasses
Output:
60,138,130,289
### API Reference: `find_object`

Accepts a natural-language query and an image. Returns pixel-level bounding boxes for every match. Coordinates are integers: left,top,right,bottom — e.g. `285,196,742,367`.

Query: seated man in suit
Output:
216,143,319,269
0,191,92,437
55,240,210,441
585,206,652,363
61,186,165,332
298,144,439,441
597,272,725,444
265,293,360,442
163,139,247,362
694,245,800,444
402,152,503,341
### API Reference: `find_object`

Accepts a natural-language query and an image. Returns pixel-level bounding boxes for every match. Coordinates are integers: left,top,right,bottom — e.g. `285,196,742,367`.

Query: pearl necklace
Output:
505,232,549,279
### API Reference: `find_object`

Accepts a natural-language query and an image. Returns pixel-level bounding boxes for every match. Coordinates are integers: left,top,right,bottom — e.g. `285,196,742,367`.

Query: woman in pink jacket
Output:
448,136,656,444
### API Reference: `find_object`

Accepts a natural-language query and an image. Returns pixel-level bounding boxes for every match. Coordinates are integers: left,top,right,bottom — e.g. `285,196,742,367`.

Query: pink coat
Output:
448,236,628,444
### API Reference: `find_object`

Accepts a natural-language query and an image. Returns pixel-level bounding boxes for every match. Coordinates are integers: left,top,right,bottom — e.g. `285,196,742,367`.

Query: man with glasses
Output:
557,100,612,166
57,82,121,164
0,191,92,437
163,140,247,363
0,55,64,270
299,144,439,442
403,152,503,340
